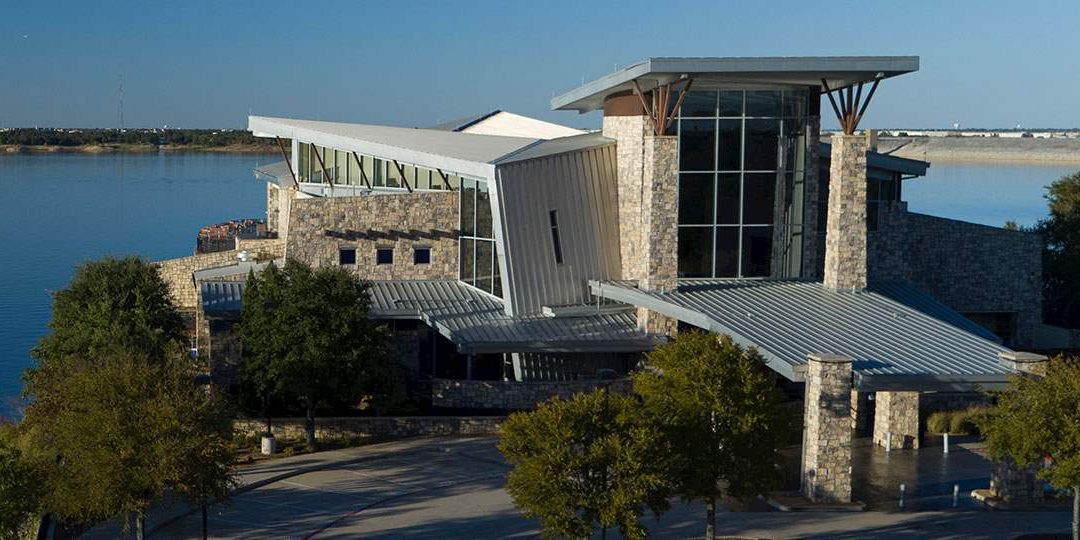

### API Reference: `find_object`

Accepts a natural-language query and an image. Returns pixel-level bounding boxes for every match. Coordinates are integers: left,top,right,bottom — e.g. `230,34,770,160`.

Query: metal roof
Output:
552,56,920,113
820,142,929,177
200,279,660,354
369,280,661,354
492,132,613,165
428,110,502,132
589,279,1014,390
253,160,292,186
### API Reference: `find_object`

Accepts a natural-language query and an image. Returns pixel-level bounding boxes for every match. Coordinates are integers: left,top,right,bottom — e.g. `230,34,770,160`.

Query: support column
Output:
873,391,920,449
802,354,854,503
637,135,679,335
991,351,1050,503
823,135,868,290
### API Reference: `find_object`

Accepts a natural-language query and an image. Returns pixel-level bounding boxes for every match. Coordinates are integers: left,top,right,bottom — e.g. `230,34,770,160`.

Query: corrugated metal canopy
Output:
200,279,661,354
589,279,1014,390
553,56,919,113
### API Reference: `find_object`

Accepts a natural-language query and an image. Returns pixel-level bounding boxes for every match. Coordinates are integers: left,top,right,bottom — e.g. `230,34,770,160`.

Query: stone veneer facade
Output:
872,391,921,449
799,115,824,280
284,191,459,280
155,238,285,310
801,354,853,503
823,135,869,290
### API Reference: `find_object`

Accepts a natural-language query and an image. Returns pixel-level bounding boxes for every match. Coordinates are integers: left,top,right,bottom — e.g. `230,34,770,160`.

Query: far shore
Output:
1,143,278,155
868,136,1080,165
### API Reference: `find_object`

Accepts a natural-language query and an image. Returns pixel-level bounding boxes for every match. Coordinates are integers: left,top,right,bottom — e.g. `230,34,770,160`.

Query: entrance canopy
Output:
589,279,1016,391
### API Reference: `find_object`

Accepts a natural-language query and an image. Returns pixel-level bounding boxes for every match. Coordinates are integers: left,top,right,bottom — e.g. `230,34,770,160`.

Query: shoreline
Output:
872,137,1080,165
1,143,278,155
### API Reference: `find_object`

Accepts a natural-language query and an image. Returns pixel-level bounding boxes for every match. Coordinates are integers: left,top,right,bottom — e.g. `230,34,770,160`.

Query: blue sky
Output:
2,0,1077,130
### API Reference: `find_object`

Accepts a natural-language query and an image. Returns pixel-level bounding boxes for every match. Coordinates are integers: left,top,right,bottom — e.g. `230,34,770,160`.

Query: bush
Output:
926,411,953,434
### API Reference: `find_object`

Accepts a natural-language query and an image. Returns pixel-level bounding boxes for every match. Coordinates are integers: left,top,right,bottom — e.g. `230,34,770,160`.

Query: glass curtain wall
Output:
674,88,809,278
459,179,501,297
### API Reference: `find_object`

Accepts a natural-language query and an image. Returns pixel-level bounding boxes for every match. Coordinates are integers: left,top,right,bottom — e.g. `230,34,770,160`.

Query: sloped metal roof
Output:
369,280,660,354
428,110,502,132
492,132,613,165
589,279,1014,390
200,279,660,354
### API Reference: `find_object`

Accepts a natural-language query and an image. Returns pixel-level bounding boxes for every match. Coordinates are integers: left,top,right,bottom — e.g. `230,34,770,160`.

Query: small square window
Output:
376,248,393,265
338,248,356,265
413,247,431,265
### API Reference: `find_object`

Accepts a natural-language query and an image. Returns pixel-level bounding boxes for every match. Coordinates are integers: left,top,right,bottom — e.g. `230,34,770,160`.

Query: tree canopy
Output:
498,389,669,540
1038,171,1080,329
0,423,40,540
980,358,1080,540
633,331,792,540
239,260,400,446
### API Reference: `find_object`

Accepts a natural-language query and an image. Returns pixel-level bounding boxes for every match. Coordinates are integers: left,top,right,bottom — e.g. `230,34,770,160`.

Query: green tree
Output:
1038,171,1080,329
979,358,1080,540
20,352,234,540
633,331,792,540
239,260,399,447
28,257,185,377
0,423,40,540
498,390,669,540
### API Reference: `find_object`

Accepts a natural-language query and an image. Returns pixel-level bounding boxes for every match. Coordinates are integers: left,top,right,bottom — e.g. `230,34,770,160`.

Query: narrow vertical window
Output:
548,210,563,264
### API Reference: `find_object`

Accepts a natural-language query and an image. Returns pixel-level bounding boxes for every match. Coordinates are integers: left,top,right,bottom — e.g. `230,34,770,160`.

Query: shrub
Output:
950,407,987,436
926,411,953,434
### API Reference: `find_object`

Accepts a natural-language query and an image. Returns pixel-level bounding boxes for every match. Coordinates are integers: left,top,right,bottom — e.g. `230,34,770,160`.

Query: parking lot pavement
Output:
151,436,1071,539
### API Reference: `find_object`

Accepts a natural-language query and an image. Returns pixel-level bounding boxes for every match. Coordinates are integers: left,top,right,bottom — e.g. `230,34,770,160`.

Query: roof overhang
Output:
552,56,919,113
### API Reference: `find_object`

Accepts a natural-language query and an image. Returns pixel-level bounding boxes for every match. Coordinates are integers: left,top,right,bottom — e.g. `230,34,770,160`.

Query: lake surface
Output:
0,154,1076,416
0,152,271,417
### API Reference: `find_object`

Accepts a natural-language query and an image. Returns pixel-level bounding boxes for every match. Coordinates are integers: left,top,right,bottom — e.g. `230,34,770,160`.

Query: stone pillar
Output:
991,351,1050,503
823,135,868,290
802,354,854,503
800,115,823,280
637,136,679,334
999,351,1049,376
872,391,920,450
601,114,649,282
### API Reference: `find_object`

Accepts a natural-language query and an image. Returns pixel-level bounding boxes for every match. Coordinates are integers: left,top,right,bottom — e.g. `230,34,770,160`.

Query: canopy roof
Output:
589,278,1014,391
552,56,919,113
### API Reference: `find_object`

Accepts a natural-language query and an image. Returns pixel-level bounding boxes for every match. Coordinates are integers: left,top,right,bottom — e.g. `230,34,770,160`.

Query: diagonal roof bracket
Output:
631,77,693,136
822,76,881,135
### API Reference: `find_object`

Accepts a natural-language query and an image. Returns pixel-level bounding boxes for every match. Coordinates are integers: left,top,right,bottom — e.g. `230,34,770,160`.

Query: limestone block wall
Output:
284,192,459,280
872,391,920,450
432,378,632,410
800,116,824,280
823,136,869,290
266,183,280,233
155,242,284,310
904,213,1042,347
233,416,503,441
867,201,911,282
801,354,853,503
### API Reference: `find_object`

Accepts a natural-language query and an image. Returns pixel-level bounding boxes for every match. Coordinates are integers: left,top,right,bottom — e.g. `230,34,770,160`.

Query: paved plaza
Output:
132,436,1070,539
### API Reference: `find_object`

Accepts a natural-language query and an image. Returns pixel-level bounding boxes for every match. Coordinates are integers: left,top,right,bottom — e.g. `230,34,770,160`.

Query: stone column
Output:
991,351,1050,503
873,391,920,450
800,115,823,280
802,354,854,503
601,114,649,282
636,135,679,334
823,135,868,290
999,351,1049,376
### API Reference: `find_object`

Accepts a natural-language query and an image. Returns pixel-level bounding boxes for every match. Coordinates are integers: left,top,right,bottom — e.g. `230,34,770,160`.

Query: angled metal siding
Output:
496,143,622,316
591,279,1012,380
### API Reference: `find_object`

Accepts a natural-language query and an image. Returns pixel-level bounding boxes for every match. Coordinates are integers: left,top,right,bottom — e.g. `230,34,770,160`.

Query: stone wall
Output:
823,135,869,290
267,183,280,233
801,354,853,503
155,242,284,310
800,116,824,280
867,201,911,282
904,213,1042,347
233,416,503,441
285,191,459,280
432,378,632,410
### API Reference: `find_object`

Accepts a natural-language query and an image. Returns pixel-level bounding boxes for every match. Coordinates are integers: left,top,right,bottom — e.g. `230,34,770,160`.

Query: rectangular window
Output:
338,248,356,265
376,248,393,265
549,210,564,264
413,247,431,265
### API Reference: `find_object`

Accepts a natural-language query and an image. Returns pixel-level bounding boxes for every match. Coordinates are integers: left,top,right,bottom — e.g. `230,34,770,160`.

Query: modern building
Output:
156,56,1055,503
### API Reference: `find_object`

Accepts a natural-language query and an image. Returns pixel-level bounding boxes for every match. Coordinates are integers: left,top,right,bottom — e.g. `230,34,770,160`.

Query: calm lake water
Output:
0,154,1076,415
0,152,271,417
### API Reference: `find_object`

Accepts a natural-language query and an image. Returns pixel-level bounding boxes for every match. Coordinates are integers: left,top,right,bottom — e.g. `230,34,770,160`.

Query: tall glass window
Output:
675,89,808,278
459,179,500,297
